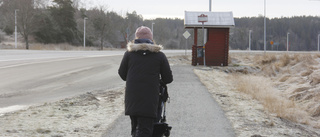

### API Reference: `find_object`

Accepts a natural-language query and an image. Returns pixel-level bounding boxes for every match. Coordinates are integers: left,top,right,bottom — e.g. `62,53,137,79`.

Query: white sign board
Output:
183,31,191,39
198,14,208,22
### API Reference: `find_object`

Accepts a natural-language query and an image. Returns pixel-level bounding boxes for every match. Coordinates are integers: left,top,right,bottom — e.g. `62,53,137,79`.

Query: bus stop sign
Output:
198,14,208,23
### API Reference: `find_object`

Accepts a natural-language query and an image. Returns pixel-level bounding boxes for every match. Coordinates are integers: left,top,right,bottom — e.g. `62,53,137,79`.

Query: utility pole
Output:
249,30,252,51
15,9,19,49
202,23,205,66
318,34,320,52
264,0,266,53
84,17,88,48
152,23,155,39
209,0,212,11
198,14,208,66
287,32,290,51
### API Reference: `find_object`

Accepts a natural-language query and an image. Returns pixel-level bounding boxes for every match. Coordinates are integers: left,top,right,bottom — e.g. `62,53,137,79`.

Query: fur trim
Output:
127,42,163,52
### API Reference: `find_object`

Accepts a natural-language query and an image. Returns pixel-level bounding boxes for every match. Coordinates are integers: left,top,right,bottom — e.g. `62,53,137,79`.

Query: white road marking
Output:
0,54,123,69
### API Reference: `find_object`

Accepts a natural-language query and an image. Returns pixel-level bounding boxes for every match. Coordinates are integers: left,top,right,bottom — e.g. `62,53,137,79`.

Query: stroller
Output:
152,82,172,137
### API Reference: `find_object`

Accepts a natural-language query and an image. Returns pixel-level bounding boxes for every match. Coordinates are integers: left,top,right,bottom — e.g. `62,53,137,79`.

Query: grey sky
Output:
83,0,320,19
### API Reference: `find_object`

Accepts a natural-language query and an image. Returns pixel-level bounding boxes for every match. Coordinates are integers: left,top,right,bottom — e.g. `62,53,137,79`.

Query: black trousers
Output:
130,116,155,137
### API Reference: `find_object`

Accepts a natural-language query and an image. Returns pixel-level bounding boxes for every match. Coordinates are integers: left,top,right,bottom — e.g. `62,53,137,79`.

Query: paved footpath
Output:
102,65,235,137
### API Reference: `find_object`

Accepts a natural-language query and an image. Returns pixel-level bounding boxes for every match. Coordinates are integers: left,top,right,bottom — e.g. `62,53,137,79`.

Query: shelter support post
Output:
192,28,198,66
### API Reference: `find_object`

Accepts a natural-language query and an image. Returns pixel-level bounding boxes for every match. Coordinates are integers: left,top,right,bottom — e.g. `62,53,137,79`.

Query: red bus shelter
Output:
184,11,235,66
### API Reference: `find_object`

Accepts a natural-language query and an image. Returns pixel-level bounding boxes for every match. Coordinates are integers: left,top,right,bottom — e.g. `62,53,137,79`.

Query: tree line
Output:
231,16,320,51
0,0,319,51
0,0,186,50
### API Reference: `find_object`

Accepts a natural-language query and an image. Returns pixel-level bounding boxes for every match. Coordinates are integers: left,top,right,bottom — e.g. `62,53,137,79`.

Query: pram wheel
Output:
164,130,170,137
164,126,171,137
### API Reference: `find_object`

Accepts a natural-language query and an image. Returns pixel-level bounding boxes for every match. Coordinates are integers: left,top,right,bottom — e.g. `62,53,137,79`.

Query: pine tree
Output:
49,0,80,45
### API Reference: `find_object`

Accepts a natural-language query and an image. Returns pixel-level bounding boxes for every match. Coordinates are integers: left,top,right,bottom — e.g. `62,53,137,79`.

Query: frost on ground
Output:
1,54,320,137
194,69,319,137
0,88,124,137
194,53,320,137
0,55,191,137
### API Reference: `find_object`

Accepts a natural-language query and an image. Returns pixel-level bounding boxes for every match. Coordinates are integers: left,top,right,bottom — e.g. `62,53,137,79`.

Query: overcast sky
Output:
84,0,320,19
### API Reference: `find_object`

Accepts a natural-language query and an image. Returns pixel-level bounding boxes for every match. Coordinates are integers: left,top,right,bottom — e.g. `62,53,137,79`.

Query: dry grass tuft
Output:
290,88,320,117
227,52,320,129
311,104,320,117
304,54,319,65
293,54,301,61
257,54,277,65
310,73,320,86
258,54,319,78
300,69,313,77
261,65,277,76
315,54,320,58
278,54,291,67
257,54,291,77
291,87,310,94
233,74,310,125
278,74,291,82
289,90,309,101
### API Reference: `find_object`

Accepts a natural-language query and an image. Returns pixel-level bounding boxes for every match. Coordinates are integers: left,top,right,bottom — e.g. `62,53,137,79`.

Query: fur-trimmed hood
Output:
127,42,163,53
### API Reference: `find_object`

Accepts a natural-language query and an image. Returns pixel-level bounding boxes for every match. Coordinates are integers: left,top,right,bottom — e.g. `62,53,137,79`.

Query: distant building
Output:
115,31,126,48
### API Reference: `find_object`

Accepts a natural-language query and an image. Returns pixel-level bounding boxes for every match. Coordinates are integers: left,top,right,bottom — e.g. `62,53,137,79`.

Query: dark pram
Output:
152,82,172,137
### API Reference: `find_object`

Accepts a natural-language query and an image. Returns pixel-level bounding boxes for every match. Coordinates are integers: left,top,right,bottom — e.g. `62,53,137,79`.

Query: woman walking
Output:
118,26,173,137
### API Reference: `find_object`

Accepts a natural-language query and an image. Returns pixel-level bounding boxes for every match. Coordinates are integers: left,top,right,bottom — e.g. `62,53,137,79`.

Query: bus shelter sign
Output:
198,14,208,23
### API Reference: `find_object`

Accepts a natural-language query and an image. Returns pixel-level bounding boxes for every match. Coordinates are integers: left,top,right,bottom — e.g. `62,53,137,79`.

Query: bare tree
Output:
18,0,34,49
34,0,49,9
72,0,81,9
0,0,15,34
1,0,45,49
0,0,4,30
125,11,143,40
121,11,143,42
88,6,109,50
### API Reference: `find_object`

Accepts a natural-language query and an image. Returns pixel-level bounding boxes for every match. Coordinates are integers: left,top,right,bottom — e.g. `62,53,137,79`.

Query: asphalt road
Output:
0,50,186,113
0,50,235,136
102,65,235,137
0,51,121,113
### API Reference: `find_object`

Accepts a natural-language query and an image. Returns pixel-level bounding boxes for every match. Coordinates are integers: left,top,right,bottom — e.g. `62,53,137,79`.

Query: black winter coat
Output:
118,42,173,118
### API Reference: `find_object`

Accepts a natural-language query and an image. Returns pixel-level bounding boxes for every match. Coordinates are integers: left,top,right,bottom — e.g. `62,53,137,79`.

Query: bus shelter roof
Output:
184,11,235,28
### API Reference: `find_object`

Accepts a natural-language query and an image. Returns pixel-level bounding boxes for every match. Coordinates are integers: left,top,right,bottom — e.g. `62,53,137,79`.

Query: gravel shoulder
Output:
0,88,124,137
